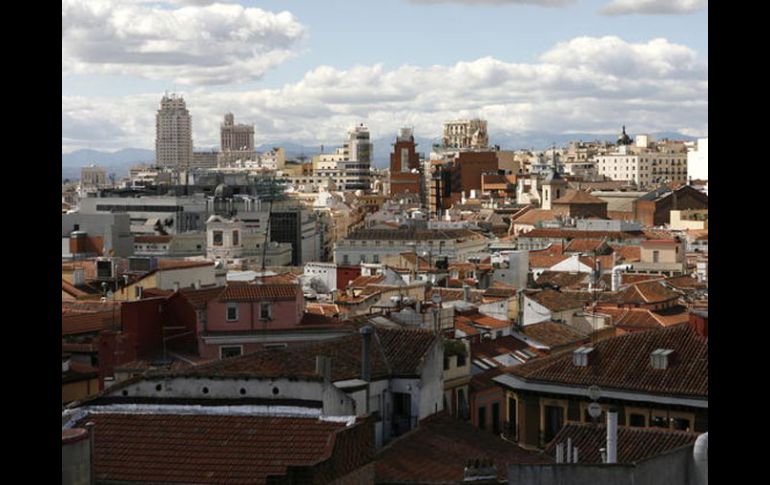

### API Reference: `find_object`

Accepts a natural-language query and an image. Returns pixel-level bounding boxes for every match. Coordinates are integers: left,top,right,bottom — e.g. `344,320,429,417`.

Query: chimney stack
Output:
360,326,373,382
463,284,471,303
606,408,618,464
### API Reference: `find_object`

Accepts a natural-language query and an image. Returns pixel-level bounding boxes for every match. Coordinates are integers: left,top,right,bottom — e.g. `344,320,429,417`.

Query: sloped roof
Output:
564,239,606,253
553,190,607,205
520,321,589,349
614,280,681,305
72,413,357,485
375,414,551,483
218,282,300,302
505,323,707,397
526,289,584,311
545,423,700,464
165,327,437,382
536,271,589,290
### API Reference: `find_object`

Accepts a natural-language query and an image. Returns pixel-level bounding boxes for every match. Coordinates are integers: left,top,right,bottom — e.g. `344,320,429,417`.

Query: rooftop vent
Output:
572,346,594,367
650,348,675,369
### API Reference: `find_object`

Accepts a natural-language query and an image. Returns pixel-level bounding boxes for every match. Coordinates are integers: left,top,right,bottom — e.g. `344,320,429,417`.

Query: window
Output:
492,402,501,434
457,354,467,367
213,230,223,246
220,346,242,359
444,357,450,370
373,254,379,263
260,302,272,320
544,405,564,443
629,414,646,427
232,230,239,246
672,418,691,431
651,415,668,428
478,406,487,430
653,250,660,263
226,303,239,321
508,398,517,439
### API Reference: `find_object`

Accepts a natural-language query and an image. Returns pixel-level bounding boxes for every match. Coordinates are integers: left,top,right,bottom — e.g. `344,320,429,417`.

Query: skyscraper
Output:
338,123,372,191
155,94,193,169
218,113,256,166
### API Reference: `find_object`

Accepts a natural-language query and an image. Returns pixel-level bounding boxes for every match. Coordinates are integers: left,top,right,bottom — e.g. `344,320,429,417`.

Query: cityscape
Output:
62,2,708,484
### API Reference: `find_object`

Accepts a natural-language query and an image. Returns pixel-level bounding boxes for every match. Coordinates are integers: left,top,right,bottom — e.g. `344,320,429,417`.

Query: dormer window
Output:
650,349,675,369
260,302,272,320
572,346,594,367
226,303,239,322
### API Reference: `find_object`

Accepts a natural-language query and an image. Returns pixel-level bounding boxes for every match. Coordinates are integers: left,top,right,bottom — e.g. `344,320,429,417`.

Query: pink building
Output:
201,282,306,359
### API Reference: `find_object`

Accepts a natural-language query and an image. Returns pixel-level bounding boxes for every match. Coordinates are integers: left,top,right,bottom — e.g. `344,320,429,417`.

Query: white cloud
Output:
62,0,306,85
62,36,707,153
600,0,707,15
408,0,575,5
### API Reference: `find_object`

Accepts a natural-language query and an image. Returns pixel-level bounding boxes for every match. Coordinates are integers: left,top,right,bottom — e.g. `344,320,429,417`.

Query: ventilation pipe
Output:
463,284,471,303
611,264,633,292
606,408,618,464
693,433,708,485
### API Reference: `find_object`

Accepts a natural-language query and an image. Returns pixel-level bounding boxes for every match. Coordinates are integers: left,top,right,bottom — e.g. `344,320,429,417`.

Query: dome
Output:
617,125,632,146
354,189,364,197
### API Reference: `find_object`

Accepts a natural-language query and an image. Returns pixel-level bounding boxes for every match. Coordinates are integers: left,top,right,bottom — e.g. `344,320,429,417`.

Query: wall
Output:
507,444,698,485
417,339,445,420
206,295,302,332
62,378,99,404
156,265,217,290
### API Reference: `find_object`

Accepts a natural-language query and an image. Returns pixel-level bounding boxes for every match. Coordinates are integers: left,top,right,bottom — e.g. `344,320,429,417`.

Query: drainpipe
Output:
606,408,618,464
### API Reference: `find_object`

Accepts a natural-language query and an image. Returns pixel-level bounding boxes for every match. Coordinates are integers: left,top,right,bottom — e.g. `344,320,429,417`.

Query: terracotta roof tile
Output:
520,321,589,349
62,310,120,336
529,254,570,269
545,423,700,464
613,280,681,305
73,413,356,485
526,289,584,312
218,283,300,302
564,239,607,253
553,190,607,205
375,414,551,483
167,328,437,382
506,323,707,397
536,271,589,290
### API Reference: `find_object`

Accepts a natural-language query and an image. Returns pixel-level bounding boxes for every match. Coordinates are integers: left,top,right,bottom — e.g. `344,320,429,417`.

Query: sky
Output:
62,0,708,153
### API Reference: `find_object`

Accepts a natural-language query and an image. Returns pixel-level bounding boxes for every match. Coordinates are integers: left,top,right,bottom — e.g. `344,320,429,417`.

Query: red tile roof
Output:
62,279,89,299
62,310,120,336
375,414,551,483
613,280,681,305
553,190,607,205
505,323,707,397
535,271,589,290
564,239,607,253
610,244,641,262
513,209,555,226
529,254,570,269
525,289,584,311
545,423,700,464
594,306,690,330
520,321,589,349
170,328,437,382
520,228,644,240
73,413,363,485
218,283,300,302
529,244,564,256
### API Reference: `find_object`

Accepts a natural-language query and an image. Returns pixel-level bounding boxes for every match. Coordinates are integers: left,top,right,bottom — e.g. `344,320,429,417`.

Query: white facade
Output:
304,262,337,293
596,146,688,187
687,138,708,181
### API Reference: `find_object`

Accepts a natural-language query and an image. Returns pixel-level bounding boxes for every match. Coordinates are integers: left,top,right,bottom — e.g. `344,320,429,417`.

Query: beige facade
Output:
155,94,193,169
218,113,256,166
442,119,488,149
596,145,688,187
670,210,708,230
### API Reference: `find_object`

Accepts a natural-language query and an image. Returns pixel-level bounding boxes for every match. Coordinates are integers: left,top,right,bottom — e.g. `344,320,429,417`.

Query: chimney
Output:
360,326,373,382
463,284,471,303
173,282,180,292
315,355,332,383
606,408,618,464
688,310,708,338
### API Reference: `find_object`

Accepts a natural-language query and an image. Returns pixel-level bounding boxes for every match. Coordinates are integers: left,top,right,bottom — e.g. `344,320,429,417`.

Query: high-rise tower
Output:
218,113,256,166
155,94,193,169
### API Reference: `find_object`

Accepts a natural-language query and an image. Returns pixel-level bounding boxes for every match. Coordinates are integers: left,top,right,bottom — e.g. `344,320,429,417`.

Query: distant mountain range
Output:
61,131,700,179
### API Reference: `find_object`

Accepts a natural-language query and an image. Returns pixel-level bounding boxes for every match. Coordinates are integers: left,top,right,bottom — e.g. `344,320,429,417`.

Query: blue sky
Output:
62,0,708,152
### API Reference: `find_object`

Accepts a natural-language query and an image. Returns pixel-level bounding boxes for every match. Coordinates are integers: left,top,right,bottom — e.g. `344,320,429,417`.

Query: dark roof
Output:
535,271,589,290
164,327,437,382
545,423,700,464
375,414,551,483
526,289,584,311
72,413,360,485
520,321,589,349
505,323,707,398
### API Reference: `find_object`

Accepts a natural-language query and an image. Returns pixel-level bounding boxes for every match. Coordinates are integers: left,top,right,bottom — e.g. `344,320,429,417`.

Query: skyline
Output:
62,0,708,153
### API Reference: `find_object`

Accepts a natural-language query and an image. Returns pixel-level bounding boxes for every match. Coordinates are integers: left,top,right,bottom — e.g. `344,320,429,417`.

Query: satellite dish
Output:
588,385,601,401
431,293,442,305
